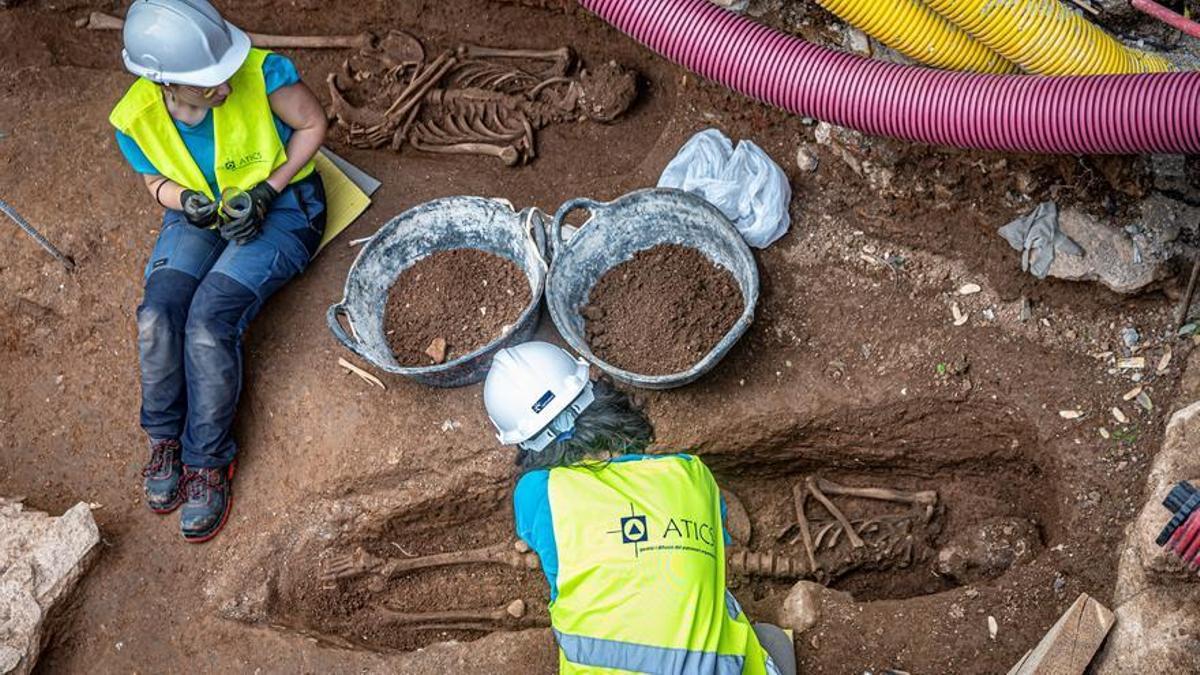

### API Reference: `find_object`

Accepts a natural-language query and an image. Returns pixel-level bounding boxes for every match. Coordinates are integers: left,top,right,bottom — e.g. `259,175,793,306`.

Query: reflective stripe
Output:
556,630,746,675
724,590,742,621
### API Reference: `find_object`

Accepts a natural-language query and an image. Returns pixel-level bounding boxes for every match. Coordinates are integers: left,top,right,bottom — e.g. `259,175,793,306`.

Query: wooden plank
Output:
1007,593,1115,675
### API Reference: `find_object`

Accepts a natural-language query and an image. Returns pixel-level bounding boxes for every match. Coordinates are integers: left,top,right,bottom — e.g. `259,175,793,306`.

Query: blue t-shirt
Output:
114,53,301,197
513,453,730,602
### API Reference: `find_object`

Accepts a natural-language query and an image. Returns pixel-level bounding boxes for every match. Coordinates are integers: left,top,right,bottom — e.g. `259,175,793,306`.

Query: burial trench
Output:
241,395,1059,655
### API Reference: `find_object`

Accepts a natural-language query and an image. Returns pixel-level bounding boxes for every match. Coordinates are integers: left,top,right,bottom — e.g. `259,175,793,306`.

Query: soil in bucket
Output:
385,248,531,366
583,244,743,376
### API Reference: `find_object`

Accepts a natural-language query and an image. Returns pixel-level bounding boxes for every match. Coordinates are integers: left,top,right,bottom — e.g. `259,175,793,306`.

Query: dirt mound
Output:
584,244,743,375
385,249,530,366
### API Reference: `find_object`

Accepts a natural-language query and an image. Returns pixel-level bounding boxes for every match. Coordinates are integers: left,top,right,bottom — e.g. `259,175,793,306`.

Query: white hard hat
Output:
121,0,251,87
484,342,595,452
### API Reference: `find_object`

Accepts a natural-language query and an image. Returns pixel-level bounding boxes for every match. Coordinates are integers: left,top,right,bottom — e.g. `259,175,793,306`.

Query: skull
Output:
578,61,638,123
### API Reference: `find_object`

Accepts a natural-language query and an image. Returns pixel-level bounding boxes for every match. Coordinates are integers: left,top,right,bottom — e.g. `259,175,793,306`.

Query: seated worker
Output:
483,341,796,675
111,0,327,542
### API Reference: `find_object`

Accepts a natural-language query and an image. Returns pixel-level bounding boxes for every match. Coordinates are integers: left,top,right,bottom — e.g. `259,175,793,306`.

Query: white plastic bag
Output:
657,128,791,248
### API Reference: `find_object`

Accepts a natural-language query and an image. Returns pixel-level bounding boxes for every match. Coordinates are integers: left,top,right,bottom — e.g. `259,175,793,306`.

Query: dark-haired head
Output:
515,379,654,472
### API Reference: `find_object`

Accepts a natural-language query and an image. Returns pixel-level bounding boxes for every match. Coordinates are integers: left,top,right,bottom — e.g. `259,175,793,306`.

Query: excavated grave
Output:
215,395,1061,666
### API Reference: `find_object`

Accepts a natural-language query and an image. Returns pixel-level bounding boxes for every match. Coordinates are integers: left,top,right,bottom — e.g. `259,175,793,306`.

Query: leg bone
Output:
791,483,819,573
813,477,938,508
376,599,548,632
320,541,538,583
455,45,574,75
410,138,521,166
807,476,865,549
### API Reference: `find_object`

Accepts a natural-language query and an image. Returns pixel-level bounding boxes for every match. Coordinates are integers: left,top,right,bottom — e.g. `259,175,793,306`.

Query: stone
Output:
795,146,818,173
935,517,1042,584
1150,155,1193,197
0,499,100,675
1096,583,1200,674
1046,208,1172,294
1092,0,1139,20
813,122,894,192
843,25,870,55
424,337,447,364
778,581,852,635
1008,593,1114,675
719,488,752,547
1138,192,1199,257
1094,400,1200,673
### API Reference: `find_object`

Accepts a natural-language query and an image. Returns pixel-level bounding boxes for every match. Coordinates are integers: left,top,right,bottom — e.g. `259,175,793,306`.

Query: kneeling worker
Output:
483,341,796,675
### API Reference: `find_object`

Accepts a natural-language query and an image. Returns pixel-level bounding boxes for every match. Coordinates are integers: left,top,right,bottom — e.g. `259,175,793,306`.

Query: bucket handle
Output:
523,207,549,267
549,197,603,259
326,301,370,360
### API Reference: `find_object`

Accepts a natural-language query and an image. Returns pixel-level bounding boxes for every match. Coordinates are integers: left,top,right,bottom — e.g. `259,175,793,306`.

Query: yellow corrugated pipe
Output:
922,0,1175,74
818,0,1019,73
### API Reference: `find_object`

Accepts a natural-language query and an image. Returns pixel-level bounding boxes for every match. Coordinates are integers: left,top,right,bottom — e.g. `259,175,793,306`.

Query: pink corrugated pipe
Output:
579,0,1200,155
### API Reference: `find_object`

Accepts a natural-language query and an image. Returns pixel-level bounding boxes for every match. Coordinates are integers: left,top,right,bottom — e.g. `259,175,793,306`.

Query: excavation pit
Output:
252,398,1058,656
272,490,549,653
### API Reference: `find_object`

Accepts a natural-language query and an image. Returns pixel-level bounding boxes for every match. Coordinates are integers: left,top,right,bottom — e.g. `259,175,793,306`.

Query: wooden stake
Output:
1007,593,1114,675
337,357,386,389
84,12,373,50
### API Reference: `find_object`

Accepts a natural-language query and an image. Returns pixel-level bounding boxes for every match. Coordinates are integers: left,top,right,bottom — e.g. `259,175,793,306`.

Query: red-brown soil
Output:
585,244,743,375
0,1,1195,674
385,249,529,365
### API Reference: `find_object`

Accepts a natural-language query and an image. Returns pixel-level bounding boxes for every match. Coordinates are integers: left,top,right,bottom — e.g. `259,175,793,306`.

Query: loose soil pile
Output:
584,244,743,375
385,249,530,365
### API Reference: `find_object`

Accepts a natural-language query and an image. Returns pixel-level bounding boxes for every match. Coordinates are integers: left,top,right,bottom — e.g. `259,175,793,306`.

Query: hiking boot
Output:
179,462,235,543
141,439,183,514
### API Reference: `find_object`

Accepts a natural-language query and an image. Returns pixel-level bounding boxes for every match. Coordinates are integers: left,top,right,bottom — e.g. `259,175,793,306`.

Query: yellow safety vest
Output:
109,48,315,201
547,456,778,674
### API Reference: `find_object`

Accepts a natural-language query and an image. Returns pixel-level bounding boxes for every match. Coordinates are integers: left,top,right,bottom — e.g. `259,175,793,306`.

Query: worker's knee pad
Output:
184,272,259,349
138,269,199,343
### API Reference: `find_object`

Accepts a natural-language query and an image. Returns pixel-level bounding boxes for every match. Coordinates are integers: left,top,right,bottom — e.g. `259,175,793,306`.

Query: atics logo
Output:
608,503,649,557
222,151,265,172
605,502,719,561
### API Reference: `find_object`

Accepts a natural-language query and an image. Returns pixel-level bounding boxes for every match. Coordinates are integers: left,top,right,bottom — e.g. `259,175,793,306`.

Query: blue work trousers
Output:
137,174,326,468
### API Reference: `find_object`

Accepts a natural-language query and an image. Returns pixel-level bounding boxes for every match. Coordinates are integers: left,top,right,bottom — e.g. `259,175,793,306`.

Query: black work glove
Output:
244,181,279,223
218,182,278,245
180,189,219,228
